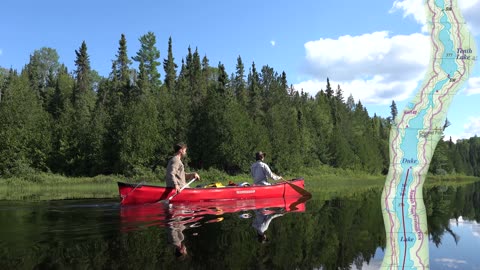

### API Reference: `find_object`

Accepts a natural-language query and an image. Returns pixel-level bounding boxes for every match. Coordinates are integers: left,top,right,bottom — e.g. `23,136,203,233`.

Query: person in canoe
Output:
166,143,200,192
250,151,283,186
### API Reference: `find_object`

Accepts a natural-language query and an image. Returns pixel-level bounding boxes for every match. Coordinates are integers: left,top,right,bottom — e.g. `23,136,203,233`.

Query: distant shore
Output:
1,167,478,201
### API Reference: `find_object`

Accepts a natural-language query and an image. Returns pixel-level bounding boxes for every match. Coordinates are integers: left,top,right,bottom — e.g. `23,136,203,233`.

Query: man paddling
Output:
250,151,283,186
166,143,200,192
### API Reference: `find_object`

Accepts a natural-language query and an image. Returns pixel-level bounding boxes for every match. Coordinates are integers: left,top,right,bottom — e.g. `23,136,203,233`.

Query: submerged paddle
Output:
159,177,197,204
281,178,311,197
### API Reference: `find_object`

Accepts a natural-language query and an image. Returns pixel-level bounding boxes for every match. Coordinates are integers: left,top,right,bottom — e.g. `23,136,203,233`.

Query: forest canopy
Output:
1,33,479,178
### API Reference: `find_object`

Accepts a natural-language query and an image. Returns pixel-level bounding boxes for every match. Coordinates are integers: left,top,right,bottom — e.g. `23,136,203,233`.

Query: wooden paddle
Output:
281,178,311,197
159,177,197,204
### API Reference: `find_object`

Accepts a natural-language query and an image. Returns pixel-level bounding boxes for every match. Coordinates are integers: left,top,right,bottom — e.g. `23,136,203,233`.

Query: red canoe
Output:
118,178,307,205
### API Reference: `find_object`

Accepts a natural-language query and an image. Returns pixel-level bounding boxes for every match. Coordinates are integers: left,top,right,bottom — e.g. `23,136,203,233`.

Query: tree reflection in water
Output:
0,182,478,269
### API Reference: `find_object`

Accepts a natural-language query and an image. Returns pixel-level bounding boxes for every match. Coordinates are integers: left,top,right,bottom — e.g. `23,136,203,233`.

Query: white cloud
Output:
461,0,480,35
390,0,426,28
296,0,480,106
296,31,429,104
0,49,2,56
391,0,480,34
464,76,480,95
270,40,276,46
433,258,468,269
454,217,480,238
461,116,480,137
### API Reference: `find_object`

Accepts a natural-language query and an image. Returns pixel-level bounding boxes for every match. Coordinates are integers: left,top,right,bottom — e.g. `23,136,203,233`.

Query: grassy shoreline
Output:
1,167,479,201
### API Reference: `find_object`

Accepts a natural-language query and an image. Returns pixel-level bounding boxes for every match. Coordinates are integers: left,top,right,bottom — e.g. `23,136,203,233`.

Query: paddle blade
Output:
285,180,311,197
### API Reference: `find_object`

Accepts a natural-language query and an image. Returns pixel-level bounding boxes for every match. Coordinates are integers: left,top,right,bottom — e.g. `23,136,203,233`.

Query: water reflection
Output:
168,217,188,259
120,196,308,232
0,182,478,269
252,208,284,243
119,195,310,263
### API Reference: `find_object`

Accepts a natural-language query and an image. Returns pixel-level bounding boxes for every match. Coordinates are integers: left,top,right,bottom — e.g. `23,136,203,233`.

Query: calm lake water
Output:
0,182,479,270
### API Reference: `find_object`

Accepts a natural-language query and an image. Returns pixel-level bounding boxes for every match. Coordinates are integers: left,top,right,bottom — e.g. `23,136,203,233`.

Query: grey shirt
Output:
166,155,185,188
250,160,281,185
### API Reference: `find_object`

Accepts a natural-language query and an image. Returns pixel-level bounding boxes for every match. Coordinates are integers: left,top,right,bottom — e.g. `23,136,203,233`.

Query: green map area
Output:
381,0,477,269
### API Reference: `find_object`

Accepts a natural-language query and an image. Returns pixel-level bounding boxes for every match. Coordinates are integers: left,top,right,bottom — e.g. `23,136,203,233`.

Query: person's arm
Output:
262,163,282,181
170,158,182,192
185,172,200,181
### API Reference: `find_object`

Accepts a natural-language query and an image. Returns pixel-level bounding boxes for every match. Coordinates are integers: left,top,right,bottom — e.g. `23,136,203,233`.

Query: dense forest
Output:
0,32,479,178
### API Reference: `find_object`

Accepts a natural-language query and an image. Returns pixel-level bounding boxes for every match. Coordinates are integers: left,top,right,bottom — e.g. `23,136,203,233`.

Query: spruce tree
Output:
234,56,247,106
390,100,398,124
325,77,333,98
163,36,177,92
247,62,262,120
114,34,132,103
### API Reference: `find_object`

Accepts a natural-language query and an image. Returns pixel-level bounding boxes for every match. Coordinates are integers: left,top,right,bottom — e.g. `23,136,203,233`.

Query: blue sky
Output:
1,0,480,140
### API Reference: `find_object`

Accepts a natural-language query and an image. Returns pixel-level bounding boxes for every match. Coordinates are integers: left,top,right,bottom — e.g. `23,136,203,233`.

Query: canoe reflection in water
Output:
120,195,310,256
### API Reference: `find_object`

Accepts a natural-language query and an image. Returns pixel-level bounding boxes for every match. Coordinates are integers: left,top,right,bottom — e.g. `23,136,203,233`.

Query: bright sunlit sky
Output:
1,0,480,140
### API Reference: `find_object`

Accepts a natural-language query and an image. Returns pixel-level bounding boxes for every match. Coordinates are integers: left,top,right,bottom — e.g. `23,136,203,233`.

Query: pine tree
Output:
132,31,161,94
335,84,344,102
163,36,177,92
325,77,333,98
73,41,91,105
233,56,247,106
190,47,204,107
390,100,398,124
114,34,132,103
58,41,97,175
247,62,262,120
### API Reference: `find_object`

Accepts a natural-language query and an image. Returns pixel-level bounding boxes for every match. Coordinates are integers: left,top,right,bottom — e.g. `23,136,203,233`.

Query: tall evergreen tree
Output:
390,100,398,124
163,36,177,92
233,56,247,106
58,41,97,175
247,62,262,120
172,59,192,143
73,41,91,105
325,77,333,98
335,84,344,102
132,31,161,94
190,47,204,107
113,34,132,103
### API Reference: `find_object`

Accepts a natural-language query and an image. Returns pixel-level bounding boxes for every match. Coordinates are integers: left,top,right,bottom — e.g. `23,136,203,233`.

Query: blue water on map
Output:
395,0,458,266
439,5,458,75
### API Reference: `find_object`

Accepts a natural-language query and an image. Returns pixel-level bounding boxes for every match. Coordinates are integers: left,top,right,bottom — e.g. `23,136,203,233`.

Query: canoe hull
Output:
118,178,306,205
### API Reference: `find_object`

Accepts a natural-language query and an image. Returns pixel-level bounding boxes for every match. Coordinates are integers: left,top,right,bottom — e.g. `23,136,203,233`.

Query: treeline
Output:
0,32,478,178
431,136,480,176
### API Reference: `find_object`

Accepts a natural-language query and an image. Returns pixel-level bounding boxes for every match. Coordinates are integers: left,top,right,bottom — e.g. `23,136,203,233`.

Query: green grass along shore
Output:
1,166,478,201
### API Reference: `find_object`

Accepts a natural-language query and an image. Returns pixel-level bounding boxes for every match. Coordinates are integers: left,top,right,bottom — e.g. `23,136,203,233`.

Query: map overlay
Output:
381,0,477,269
